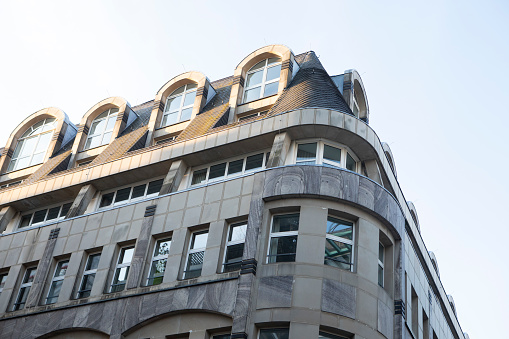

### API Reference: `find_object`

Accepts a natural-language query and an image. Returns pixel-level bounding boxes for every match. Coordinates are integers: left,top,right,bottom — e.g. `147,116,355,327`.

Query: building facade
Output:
0,45,469,339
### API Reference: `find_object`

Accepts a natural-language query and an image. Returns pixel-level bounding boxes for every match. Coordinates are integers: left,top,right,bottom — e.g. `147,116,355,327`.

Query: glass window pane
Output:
296,143,317,163
19,137,37,158
191,169,207,185
46,280,63,304
89,119,106,136
154,239,171,256
32,209,47,224
249,60,266,72
266,64,281,82
378,265,384,287
19,214,32,228
324,238,352,270
112,267,129,291
346,152,356,171
323,144,341,165
119,247,134,264
267,57,282,65
161,112,178,127
212,335,231,339
191,232,208,249
379,242,385,262
269,235,297,263
186,83,197,90
131,184,146,199
78,274,95,298
180,107,193,121
263,81,279,97
229,223,247,242
35,133,52,153
16,157,31,170
183,90,196,107
147,179,163,195
246,69,263,87
209,163,227,180
46,206,61,220
60,203,72,217
25,268,37,283
169,86,185,97
245,153,264,171
0,274,8,289
148,259,167,285
259,328,289,339
165,95,182,112
29,152,45,166
101,131,113,145
326,217,353,240
114,187,131,203
272,214,299,232
243,87,261,103
106,116,117,131
85,135,101,149
87,254,101,270
54,261,69,277
186,251,204,274
224,243,244,272
14,286,30,310
95,110,110,121
100,192,114,208
227,159,244,175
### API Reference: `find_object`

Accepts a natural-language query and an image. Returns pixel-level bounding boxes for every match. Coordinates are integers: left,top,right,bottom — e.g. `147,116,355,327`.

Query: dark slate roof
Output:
269,52,353,116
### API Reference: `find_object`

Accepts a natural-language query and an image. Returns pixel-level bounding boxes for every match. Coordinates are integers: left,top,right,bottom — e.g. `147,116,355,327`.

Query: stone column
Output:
126,205,157,289
25,228,60,308
0,206,17,233
66,184,97,218
266,132,292,169
159,160,187,195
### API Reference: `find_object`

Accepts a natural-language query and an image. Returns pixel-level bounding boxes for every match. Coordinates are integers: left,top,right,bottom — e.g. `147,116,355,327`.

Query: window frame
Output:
8,118,56,172
161,83,198,127
13,266,37,311
222,222,247,272
242,57,282,104
295,140,359,172
0,271,9,295
45,259,69,305
378,242,385,287
84,107,119,150
237,110,268,122
77,252,101,299
190,150,270,187
267,213,300,264
98,177,164,210
257,328,290,339
147,237,172,286
183,230,209,279
110,246,135,293
324,215,355,272
18,201,73,229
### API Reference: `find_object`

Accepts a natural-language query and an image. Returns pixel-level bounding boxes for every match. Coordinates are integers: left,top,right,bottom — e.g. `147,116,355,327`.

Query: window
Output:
111,246,134,292
223,222,247,272
85,108,118,150
19,202,72,229
238,110,268,122
258,328,289,339
319,332,348,339
147,238,171,286
243,57,282,103
378,242,385,287
190,151,270,186
45,260,69,304
268,214,299,263
0,272,8,296
296,141,358,172
161,83,197,127
8,118,56,172
183,230,208,279
13,266,37,311
77,253,101,298
324,216,354,271
99,178,163,209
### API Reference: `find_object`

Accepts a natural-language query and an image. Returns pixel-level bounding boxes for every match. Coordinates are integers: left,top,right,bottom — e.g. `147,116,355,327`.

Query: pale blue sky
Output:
1,1,507,337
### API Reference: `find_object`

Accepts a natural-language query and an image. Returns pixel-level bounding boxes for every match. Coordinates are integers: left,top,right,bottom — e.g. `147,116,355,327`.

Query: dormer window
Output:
242,57,281,103
161,83,197,127
85,108,118,150
7,118,56,172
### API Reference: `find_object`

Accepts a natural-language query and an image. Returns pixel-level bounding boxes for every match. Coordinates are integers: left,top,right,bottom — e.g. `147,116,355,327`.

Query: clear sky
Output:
1,0,507,337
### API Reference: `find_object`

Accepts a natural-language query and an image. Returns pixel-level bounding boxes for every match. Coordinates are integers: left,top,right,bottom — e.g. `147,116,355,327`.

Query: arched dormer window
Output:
242,57,282,103
161,83,197,127
84,108,119,150
7,118,56,172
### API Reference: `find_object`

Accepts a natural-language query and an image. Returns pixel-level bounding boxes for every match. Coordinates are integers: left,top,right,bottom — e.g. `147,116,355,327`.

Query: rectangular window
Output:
110,246,134,292
296,143,317,164
324,216,354,271
19,202,72,228
411,286,419,335
147,238,171,286
183,231,208,279
378,242,385,287
258,328,289,339
0,272,8,296
190,151,270,186
99,178,164,209
13,267,37,311
46,260,69,304
77,253,101,298
295,141,358,172
268,214,299,263
223,222,247,272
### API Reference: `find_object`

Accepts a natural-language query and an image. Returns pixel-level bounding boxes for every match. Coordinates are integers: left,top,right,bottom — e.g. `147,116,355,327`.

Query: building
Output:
0,45,469,339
